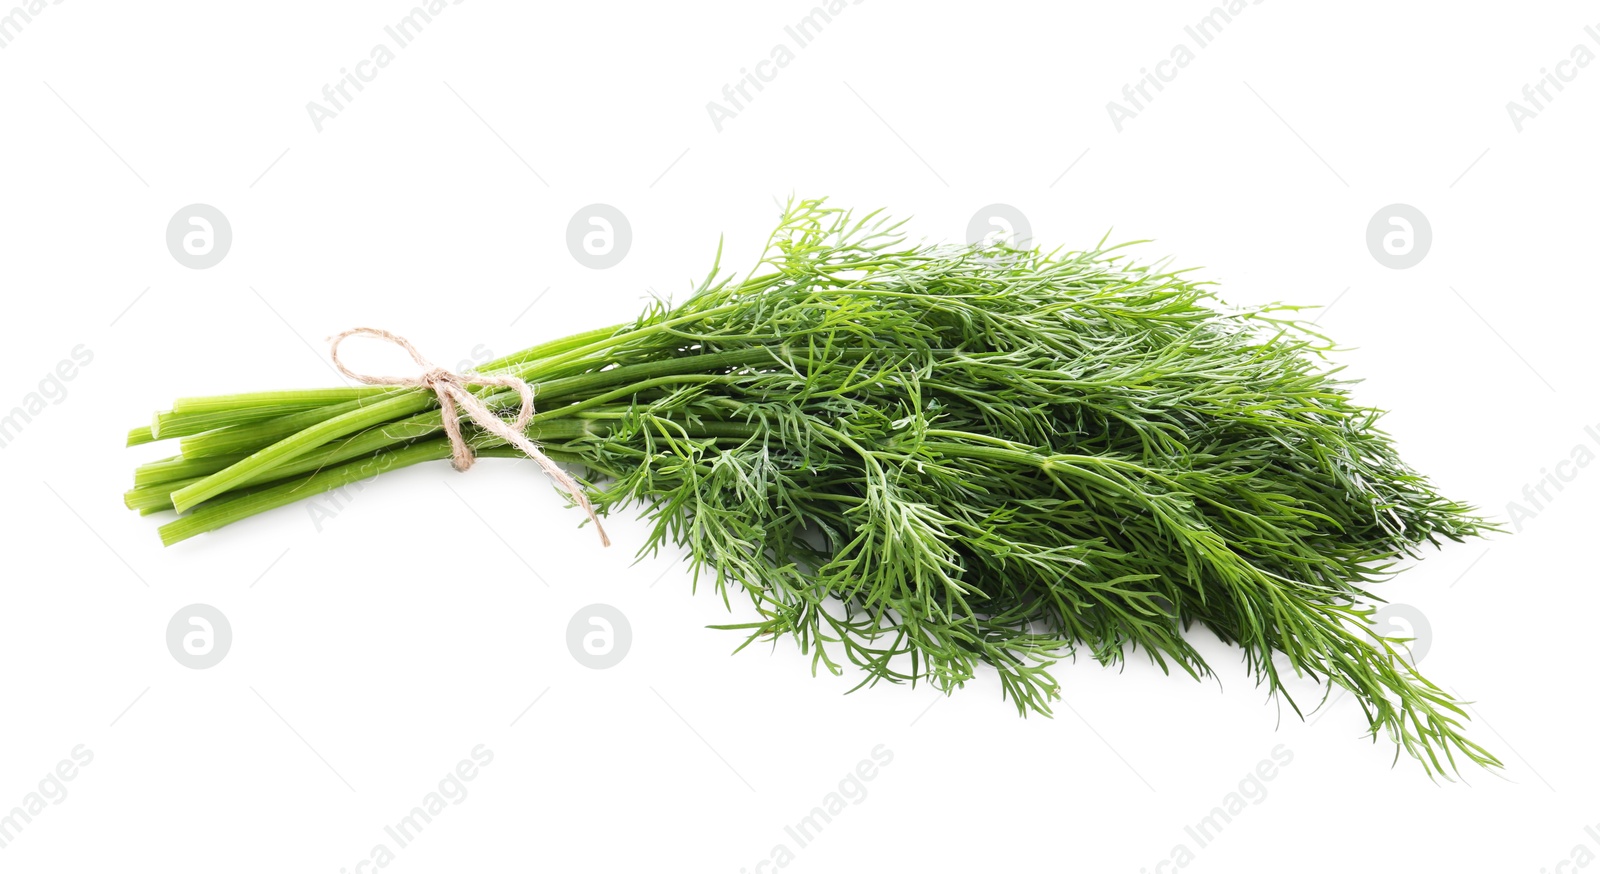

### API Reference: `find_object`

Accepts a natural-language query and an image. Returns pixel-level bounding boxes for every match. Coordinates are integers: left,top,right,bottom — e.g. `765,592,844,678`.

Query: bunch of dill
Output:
127,198,1498,776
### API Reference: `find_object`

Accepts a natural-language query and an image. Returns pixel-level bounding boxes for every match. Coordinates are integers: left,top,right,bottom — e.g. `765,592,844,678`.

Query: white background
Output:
2,1,1597,871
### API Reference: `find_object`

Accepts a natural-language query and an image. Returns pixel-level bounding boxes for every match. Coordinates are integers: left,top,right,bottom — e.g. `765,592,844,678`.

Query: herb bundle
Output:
126,198,1498,776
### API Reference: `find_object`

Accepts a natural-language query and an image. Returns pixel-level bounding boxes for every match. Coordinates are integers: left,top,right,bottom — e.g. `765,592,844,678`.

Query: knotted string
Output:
328,327,610,547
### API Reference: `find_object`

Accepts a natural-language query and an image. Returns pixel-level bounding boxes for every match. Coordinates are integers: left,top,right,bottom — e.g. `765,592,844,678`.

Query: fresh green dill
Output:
126,197,1499,777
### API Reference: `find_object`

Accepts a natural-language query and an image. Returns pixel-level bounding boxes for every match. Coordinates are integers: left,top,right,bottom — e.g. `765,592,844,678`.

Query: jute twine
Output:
328,327,610,547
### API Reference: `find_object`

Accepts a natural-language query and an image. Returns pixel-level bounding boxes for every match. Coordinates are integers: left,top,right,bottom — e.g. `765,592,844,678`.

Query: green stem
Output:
170,392,439,512
171,388,392,414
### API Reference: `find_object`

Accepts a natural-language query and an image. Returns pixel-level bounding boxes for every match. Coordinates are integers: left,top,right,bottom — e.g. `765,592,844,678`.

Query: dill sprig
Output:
127,197,1498,777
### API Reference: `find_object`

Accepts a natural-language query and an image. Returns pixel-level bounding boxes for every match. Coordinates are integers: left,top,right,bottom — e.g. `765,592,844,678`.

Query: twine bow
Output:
328,327,610,547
